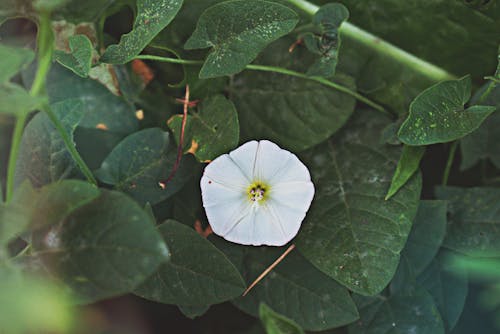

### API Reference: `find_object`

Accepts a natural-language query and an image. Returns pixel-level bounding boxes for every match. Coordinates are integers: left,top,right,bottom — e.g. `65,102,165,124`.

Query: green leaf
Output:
303,3,349,78
385,145,425,200
14,99,86,188
223,244,359,331
31,189,169,303
0,83,45,116
401,200,447,275
435,186,500,257
184,0,299,78
348,286,444,334
135,220,245,306
95,128,194,206
398,76,496,145
296,110,422,296
100,0,184,64
54,35,93,77
418,251,468,332
259,303,305,334
0,43,34,83
178,304,210,319
167,94,239,162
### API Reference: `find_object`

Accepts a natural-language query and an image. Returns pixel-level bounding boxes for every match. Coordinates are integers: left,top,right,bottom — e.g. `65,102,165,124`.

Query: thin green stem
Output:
134,55,388,114
442,141,458,186
5,115,27,202
285,0,457,83
44,103,97,185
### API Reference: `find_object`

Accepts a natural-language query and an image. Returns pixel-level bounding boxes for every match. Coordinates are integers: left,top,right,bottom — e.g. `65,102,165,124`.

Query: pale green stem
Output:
135,55,388,114
442,141,458,186
286,0,457,82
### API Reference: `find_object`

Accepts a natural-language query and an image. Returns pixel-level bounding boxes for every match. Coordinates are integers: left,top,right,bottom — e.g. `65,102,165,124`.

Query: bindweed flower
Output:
200,140,315,246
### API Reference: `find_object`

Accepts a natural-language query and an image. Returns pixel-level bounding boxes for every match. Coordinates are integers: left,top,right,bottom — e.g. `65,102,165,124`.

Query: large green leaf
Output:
31,189,169,302
167,94,239,162
435,186,500,257
418,251,468,332
95,128,194,206
230,37,356,152
259,303,304,334
184,0,299,78
348,286,444,334
135,220,245,306
221,243,359,331
14,99,86,188
54,35,93,78
398,76,495,145
0,83,45,117
0,43,34,83
101,0,184,64
296,110,422,296
401,200,447,275
385,145,425,200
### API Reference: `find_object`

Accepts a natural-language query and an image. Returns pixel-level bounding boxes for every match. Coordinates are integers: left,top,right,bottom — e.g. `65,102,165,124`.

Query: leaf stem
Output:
134,55,388,114
285,0,457,83
442,141,458,186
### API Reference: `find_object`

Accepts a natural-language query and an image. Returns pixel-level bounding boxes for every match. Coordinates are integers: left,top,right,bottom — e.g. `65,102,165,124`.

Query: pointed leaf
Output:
296,110,422,296
0,43,34,83
178,305,210,319
435,186,500,257
54,35,93,77
398,76,495,145
385,145,425,200
259,303,305,334
0,83,45,116
31,190,169,303
95,128,194,205
135,220,245,306
184,0,299,78
101,0,183,64
167,94,239,162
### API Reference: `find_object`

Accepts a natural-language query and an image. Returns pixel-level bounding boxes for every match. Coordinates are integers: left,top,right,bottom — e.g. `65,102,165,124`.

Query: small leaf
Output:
167,94,239,162
0,43,34,83
31,189,169,303
134,220,245,306
348,286,445,334
0,83,45,116
401,200,448,275
398,76,496,145
54,35,93,77
259,303,305,334
304,3,349,78
95,128,194,205
100,0,184,64
385,145,425,200
296,110,422,296
14,99,86,188
178,305,210,319
184,0,299,78
435,186,500,257
418,251,468,332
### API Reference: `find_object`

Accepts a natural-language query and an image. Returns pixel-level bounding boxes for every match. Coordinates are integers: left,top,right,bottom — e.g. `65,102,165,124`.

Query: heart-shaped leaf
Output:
54,35,93,77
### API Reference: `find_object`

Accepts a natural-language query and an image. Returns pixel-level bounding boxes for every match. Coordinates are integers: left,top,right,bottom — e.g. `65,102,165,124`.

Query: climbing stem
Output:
135,55,388,114
442,141,458,186
285,0,457,83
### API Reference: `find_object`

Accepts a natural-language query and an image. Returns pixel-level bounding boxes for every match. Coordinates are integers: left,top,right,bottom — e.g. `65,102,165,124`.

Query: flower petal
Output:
253,140,293,182
205,198,252,237
228,140,259,181
202,154,249,190
270,181,315,213
200,175,245,208
263,200,307,245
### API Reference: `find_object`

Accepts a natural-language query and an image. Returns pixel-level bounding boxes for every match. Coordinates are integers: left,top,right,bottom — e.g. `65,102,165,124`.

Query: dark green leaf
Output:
100,0,184,64
303,3,349,78
167,94,239,162
385,145,425,200
398,76,495,145
401,200,447,275
178,304,210,319
224,244,359,331
418,251,468,332
184,0,299,78
54,35,93,77
348,286,444,334
135,220,245,306
296,110,422,296
95,128,194,206
31,190,169,303
435,186,500,257
0,43,34,82
0,83,45,116
259,303,305,334
14,99,86,188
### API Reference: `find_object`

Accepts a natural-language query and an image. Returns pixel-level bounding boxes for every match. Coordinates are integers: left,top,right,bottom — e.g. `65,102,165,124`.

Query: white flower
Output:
200,140,315,246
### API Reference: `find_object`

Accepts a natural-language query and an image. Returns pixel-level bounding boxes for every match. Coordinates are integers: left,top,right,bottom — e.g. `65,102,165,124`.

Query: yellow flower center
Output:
247,182,269,203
